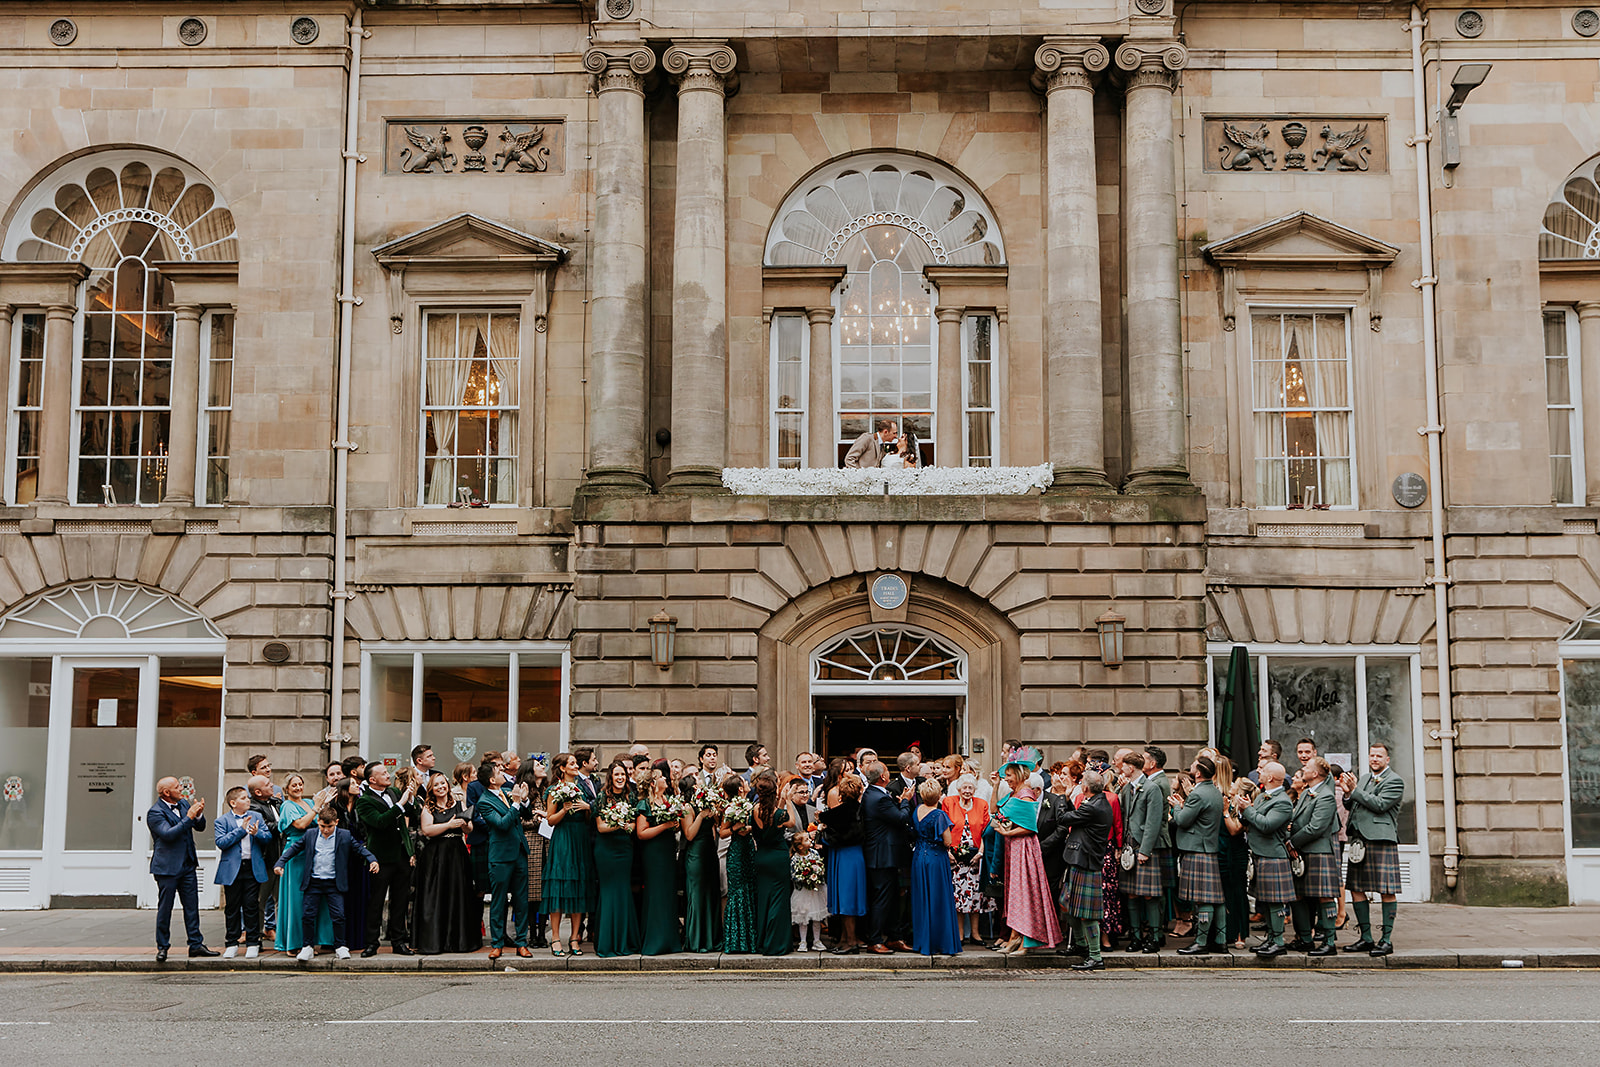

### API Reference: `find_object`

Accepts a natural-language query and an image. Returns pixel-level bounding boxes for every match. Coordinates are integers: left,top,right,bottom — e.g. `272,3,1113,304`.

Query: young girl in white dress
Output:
789,831,829,951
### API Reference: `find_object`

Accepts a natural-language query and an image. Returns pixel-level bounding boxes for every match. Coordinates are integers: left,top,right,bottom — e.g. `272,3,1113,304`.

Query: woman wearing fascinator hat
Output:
989,755,1060,955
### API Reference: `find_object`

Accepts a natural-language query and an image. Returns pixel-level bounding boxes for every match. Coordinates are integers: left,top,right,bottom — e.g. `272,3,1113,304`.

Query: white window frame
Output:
962,312,998,467
196,309,233,506
1545,306,1585,506
4,309,46,505
358,641,572,759
1205,642,1429,901
769,311,808,468
1555,645,1600,903
831,275,940,466
1245,305,1359,510
417,307,522,507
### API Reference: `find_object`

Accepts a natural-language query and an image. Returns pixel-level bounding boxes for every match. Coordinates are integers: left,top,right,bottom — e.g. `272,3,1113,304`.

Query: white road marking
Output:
331,1018,979,1026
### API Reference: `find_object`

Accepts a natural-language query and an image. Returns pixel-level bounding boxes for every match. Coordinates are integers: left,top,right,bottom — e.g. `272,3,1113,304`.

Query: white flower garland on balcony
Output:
720,464,1055,496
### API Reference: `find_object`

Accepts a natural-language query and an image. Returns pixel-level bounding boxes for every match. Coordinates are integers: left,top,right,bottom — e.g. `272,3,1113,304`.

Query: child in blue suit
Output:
215,786,276,957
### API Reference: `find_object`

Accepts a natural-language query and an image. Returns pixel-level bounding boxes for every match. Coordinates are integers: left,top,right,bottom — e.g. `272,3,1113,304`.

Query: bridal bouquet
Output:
791,851,825,890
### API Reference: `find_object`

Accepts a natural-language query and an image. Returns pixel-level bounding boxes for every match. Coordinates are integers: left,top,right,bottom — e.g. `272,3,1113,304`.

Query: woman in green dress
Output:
274,773,334,951
679,752,722,953
719,775,757,954
542,752,594,957
592,760,640,957
750,769,798,956
635,767,684,955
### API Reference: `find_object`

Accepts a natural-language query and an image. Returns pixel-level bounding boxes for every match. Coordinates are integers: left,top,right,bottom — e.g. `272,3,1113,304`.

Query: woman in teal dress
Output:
542,752,595,957
679,762,722,953
274,773,333,952
592,760,640,957
635,768,684,955
719,775,757,954
750,770,797,956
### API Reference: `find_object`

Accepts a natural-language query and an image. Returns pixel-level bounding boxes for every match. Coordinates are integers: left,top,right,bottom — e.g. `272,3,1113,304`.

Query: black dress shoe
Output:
1122,938,1145,952
188,946,219,958
155,948,168,963
1285,939,1314,952
392,943,414,956
361,945,379,958
1176,943,1212,956
1343,938,1376,953
1369,940,1393,956
829,944,860,955
1307,943,1337,957
1141,941,1163,954
1070,958,1105,971
1254,944,1287,959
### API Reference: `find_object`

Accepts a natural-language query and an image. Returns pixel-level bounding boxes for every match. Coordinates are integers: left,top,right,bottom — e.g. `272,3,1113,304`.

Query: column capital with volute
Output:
1114,39,1187,90
1033,37,1111,93
662,40,738,95
583,43,657,95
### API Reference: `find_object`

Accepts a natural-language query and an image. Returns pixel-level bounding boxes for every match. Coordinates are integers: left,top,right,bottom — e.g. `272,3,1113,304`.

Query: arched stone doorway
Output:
758,574,1020,767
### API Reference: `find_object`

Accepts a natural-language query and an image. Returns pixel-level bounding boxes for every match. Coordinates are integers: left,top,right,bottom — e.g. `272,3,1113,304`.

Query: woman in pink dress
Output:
993,758,1061,955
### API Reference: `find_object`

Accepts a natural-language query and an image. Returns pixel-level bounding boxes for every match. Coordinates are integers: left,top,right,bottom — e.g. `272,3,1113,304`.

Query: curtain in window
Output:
487,314,520,504
1308,314,1351,506
1252,315,1287,506
424,314,466,504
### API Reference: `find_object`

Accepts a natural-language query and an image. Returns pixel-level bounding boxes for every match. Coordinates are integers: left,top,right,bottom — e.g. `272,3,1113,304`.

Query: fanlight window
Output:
1562,604,1600,642
0,582,223,641
1540,154,1600,261
765,154,1004,268
6,154,237,264
813,627,965,683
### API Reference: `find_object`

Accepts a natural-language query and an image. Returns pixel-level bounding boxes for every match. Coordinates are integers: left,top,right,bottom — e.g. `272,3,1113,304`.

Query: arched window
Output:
812,626,965,684
0,581,224,641
3,151,237,505
1540,153,1600,261
764,154,1005,467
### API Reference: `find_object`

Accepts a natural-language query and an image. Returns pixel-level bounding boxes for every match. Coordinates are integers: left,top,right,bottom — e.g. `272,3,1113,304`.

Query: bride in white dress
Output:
879,433,919,470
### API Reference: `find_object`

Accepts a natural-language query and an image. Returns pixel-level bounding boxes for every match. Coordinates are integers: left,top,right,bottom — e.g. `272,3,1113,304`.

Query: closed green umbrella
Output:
1218,645,1260,763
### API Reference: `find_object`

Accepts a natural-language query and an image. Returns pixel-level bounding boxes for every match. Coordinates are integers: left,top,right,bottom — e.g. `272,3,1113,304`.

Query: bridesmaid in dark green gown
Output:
635,769,684,955
680,758,722,953
592,760,640,958
750,769,798,957
720,775,757,954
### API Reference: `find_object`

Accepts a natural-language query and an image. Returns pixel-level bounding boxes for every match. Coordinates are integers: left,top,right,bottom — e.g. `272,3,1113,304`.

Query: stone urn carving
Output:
1281,122,1308,148
462,125,489,171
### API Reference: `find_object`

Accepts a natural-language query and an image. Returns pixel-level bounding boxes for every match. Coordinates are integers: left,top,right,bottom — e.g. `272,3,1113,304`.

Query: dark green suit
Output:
477,787,531,948
354,785,418,948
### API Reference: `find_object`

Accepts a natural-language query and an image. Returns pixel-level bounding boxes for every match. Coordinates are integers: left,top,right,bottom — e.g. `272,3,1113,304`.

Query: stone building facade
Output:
0,0,1597,908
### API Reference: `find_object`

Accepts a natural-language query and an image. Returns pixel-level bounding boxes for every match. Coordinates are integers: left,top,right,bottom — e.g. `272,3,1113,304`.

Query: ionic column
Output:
164,304,201,504
0,308,11,497
805,305,835,468
1035,38,1112,489
1579,302,1600,503
1116,40,1192,492
935,305,964,466
662,41,737,492
35,304,75,504
581,44,657,496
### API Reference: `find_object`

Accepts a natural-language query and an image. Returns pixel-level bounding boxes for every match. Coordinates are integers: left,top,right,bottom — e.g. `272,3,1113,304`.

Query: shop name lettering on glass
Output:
1278,682,1342,724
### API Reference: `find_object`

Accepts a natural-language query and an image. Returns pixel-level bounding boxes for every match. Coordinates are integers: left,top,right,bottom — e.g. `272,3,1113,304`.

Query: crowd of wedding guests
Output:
166,733,1406,971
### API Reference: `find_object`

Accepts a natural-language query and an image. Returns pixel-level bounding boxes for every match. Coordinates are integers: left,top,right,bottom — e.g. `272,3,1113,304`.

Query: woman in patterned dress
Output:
940,774,993,945
1087,752,1127,949
719,775,757,954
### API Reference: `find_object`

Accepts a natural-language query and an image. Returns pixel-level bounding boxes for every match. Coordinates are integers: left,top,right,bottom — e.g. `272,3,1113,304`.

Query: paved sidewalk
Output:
0,904,1596,972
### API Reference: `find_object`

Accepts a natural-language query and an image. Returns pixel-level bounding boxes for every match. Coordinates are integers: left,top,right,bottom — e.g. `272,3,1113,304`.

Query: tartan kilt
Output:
1178,850,1225,904
1347,841,1403,894
1295,852,1340,899
1060,864,1104,920
1126,851,1165,898
1158,847,1178,889
1250,856,1296,904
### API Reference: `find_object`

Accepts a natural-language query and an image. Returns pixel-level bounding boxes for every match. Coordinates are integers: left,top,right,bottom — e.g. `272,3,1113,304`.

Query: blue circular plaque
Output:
870,573,908,610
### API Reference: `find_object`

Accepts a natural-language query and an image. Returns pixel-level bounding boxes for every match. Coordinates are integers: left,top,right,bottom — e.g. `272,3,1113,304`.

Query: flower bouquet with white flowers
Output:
547,781,583,809
722,795,756,829
598,798,636,830
646,795,685,825
690,776,725,815
791,851,825,890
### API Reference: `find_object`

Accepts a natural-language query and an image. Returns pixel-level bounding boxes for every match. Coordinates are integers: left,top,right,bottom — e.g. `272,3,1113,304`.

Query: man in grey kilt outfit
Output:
1123,746,1173,953
1287,756,1340,956
1050,771,1115,971
1339,743,1406,956
1170,755,1225,955
1235,761,1296,958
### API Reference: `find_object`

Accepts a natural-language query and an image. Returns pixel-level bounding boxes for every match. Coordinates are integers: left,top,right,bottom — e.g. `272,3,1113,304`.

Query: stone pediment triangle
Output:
1202,210,1398,265
372,212,568,263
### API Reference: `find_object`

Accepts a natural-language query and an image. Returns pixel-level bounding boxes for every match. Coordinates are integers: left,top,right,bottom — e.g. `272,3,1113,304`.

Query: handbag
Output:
1290,854,1306,878
1118,843,1136,871
1346,837,1366,865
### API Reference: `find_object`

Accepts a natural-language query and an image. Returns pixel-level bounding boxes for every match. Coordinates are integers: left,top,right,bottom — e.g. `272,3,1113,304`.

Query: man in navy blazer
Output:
860,761,914,954
276,805,379,960
148,775,217,962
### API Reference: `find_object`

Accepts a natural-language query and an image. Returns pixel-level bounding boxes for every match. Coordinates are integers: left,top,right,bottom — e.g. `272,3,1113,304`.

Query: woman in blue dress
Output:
274,773,334,951
820,760,866,954
910,779,961,956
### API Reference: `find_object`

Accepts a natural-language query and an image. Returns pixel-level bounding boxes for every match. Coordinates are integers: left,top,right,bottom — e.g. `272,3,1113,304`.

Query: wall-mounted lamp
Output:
648,609,678,670
1441,63,1491,171
1095,609,1126,669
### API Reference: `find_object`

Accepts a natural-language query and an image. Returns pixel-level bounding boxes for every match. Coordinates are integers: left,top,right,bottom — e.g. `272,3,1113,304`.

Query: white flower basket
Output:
719,464,1055,496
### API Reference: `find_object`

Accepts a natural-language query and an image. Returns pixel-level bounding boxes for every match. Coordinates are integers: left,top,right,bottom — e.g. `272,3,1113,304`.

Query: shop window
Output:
0,658,51,851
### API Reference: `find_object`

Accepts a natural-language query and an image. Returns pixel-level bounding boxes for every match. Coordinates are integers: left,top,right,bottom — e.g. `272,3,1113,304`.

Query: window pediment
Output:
372,212,569,271
1202,211,1399,270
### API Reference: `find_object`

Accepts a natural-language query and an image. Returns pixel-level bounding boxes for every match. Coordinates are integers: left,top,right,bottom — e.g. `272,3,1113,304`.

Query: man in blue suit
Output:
861,760,914,954
275,806,379,961
147,775,218,962
215,785,276,958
